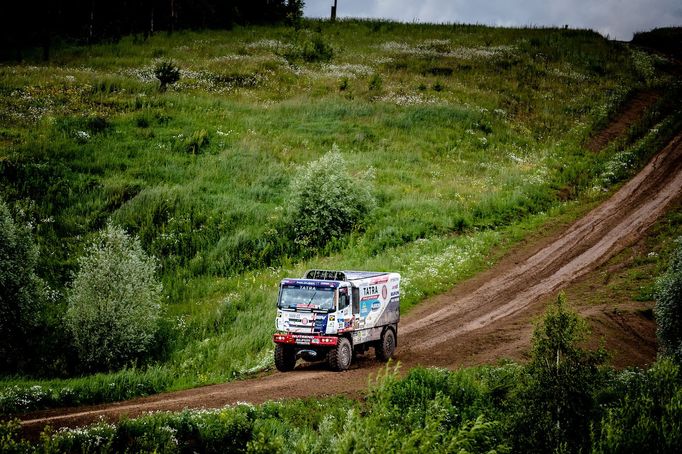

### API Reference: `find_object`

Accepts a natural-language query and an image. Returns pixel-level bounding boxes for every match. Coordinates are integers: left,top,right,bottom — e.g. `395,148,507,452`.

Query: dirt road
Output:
19,119,682,438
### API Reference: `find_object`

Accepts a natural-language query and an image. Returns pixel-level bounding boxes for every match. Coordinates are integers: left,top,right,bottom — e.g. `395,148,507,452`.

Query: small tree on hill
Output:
655,237,682,363
0,197,45,372
65,223,162,371
154,60,180,91
289,147,375,249
510,293,606,453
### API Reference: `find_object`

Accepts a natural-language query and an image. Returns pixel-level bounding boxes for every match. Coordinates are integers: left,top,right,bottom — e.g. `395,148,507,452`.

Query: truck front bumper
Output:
273,333,338,346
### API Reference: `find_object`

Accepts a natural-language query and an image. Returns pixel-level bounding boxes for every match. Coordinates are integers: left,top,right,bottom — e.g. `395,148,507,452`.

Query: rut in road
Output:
19,132,682,437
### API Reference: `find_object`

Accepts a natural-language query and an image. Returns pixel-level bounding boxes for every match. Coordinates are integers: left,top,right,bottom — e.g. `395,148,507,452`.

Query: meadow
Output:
0,19,679,412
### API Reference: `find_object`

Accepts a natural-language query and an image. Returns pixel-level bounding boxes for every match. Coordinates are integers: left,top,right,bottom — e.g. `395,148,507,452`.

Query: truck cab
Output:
273,270,400,371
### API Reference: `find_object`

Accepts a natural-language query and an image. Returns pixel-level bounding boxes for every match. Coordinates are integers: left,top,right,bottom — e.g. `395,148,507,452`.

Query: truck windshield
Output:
278,286,335,311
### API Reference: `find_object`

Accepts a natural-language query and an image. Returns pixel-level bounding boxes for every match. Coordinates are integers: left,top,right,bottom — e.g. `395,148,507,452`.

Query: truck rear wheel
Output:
328,338,352,371
274,344,296,372
376,328,396,361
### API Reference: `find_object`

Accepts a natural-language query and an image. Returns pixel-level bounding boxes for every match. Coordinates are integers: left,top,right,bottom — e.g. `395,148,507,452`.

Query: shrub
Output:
283,31,333,63
288,147,375,249
0,419,32,453
154,60,180,91
655,237,682,363
65,223,162,372
300,33,333,63
592,359,682,453
0,197,45,372
510,293,606,453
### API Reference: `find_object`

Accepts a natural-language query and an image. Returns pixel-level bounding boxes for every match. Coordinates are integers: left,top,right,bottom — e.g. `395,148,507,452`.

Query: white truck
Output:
273,269,400,371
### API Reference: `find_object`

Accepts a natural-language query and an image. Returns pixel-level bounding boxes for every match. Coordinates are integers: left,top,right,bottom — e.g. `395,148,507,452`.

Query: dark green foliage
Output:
509,293,606,453
592,359,682,453
368,366,489,429
284,31,333,63
0,197,45,373
655,237,682,363
632,28,682,57
154,60,181,91
3,360,682,452
0,419,32,453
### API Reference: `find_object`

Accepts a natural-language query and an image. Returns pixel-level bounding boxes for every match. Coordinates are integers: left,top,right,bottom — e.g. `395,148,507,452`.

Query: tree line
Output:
1,0,304,60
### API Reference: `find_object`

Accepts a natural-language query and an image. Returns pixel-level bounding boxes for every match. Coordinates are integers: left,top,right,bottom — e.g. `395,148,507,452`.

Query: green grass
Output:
1,19,680,411
3,360,681,452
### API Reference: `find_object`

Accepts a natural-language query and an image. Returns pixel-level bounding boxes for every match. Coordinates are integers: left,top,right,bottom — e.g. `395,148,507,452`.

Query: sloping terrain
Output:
18,92,682,437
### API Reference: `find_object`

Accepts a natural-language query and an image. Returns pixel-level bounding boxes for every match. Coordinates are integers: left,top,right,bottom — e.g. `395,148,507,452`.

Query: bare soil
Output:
19,92,682,439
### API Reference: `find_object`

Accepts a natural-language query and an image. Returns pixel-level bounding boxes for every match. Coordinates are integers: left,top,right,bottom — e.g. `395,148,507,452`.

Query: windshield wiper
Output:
306,290,317,306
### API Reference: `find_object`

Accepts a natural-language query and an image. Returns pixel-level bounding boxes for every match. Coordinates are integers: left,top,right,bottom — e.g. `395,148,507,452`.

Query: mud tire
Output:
274,344,296,372
328,338,352,371
376,328,396,361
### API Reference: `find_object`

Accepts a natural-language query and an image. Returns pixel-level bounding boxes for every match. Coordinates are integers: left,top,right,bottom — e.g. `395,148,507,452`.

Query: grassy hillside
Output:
0,19,678,411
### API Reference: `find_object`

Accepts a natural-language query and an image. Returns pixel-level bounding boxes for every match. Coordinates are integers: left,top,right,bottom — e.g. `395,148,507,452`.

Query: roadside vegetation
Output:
1,20,681,414
3,290,681,453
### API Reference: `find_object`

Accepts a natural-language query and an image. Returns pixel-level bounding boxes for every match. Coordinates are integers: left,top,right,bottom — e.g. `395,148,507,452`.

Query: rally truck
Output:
273,270,400,372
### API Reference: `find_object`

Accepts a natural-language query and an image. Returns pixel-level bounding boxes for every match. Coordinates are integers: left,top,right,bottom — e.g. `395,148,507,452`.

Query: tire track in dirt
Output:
18,106,682,438
402,135,682,354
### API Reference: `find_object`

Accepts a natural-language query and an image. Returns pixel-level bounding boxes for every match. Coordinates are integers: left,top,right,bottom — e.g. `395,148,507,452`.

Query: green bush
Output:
655,237,682,363
288,147,375,248
510,293,606,453
284,31,333,63
154,60,181,91
65,223,162,372
0,197,45,373
0,419,32,453
592,359,682,453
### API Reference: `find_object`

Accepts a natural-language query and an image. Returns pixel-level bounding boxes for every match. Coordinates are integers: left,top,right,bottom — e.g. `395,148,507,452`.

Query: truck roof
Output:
304,269,393,282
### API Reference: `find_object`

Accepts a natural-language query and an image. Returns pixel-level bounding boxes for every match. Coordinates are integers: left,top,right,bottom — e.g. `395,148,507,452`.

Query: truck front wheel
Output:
376,328,396,361
275,344,296,372
328,338,352,371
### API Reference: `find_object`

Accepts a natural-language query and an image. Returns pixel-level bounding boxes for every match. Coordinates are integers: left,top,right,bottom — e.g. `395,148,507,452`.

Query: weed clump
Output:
177,129,210,154
154,60,180,91
284,31,333,63
368,73,383,91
